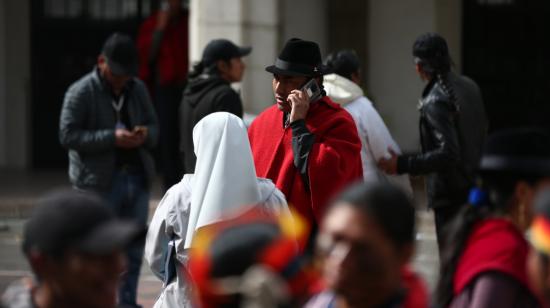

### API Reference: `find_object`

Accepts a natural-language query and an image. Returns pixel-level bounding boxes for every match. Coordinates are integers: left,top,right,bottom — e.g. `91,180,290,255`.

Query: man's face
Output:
98,55,131,96
318,204,404,301
272,74,308,112
50,250,126,308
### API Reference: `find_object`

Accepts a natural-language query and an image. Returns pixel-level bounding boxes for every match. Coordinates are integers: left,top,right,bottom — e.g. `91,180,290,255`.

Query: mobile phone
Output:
134,126,147,135
300,78,322,102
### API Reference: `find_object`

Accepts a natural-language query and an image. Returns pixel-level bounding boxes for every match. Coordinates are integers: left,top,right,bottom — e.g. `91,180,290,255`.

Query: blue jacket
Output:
59,68,158,191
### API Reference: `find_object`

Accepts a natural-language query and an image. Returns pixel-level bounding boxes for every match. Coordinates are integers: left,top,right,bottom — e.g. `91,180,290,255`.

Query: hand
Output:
155,10,170,30
288,89,310,123
115,129,143,149
377,148,398,175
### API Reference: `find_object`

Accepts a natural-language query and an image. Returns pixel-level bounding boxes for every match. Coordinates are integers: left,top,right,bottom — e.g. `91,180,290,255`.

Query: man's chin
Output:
276,102,290,113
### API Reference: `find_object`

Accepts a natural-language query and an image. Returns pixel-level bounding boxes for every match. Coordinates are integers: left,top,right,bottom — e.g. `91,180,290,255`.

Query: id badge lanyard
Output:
111,95,126,129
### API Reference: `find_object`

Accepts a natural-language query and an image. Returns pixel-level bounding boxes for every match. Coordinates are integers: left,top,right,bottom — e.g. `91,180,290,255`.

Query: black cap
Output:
202,39,252,66
23,189,146,257
101,32,138,76
479,128,550,176
266,38,332,77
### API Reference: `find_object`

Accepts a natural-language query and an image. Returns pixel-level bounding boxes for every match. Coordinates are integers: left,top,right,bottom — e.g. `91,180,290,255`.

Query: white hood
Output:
323,73,364,105
184,112,261,248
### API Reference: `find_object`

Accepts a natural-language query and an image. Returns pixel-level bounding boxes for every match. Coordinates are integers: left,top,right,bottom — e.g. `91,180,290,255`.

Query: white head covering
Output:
184,112,261,248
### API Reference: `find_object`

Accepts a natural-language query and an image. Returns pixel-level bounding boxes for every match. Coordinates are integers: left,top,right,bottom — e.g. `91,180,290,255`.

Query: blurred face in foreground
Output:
33,250,126,308
318,204,407,307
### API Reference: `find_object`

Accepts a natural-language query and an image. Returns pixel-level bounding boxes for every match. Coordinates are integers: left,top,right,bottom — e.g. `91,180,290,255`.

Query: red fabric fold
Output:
453,218,530,295
137,11,189,88
248,97,363,223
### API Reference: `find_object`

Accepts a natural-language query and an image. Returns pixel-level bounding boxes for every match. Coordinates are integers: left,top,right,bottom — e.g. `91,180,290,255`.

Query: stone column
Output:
189,0,280,114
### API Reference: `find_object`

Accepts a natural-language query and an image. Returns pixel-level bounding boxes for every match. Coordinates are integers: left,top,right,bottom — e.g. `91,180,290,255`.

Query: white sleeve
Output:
264,187,291,218
144,186,179,281
363,104,401,160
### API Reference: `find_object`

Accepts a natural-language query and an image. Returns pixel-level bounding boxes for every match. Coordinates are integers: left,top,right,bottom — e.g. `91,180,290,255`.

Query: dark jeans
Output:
434,203,464,257
154,84,184,192
105,168,149,308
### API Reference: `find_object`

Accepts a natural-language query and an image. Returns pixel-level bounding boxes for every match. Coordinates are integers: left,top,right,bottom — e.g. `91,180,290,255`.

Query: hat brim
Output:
107,58,138,77
77,220,147,255
265,64,332,77
238,46,252,58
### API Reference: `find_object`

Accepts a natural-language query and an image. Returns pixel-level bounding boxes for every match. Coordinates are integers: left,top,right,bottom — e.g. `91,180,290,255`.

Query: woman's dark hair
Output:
324,49,360,81
188,59,230,79
332,182,415,248
433,172,543,307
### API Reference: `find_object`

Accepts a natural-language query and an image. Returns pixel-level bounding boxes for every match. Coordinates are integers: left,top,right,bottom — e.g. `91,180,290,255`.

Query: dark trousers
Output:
105,169,149,308
154,84,184,192
434,203,464,257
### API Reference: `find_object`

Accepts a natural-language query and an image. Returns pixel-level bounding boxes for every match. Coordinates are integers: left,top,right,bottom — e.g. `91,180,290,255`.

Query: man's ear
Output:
351,71,361,85
97,54,105,66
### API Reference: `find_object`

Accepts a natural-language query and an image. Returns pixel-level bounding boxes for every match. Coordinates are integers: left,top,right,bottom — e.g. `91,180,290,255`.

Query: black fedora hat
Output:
479,127,550,176
266,38,332,77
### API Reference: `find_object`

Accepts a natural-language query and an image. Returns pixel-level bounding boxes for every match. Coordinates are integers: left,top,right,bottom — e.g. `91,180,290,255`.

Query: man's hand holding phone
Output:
288,89,310,123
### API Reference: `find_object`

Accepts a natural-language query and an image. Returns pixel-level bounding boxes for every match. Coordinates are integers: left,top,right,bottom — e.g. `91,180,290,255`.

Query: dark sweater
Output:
179,74,243,173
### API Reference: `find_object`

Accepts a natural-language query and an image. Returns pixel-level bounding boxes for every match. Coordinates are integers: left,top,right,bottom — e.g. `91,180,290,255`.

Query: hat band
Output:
480,155,550,174
275,59,318,75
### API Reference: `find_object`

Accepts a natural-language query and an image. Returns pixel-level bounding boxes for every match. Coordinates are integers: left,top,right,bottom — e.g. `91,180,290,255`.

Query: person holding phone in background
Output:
59,33,158,308
248,38,363,227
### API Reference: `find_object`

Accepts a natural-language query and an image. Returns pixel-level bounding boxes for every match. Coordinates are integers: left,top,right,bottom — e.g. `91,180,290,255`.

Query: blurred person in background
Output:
433,128,550,308
188,209,314,308
306,182,427,308
59,32,158,308
179,39,251,174
1,189,145,308
248,38,363,227
324,49,412,195
527,189,550,305
378,33,487,254
138,0,189,192
145,112,289,307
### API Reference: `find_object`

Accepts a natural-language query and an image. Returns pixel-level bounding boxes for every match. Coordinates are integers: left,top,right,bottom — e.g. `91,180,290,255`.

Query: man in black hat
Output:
1,189,145,308
248,38,363,226
59,32,158,307
179,38,251,174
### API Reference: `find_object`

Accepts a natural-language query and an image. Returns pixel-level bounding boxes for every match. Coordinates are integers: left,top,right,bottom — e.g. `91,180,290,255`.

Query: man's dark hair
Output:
332,183,415,247
412,32,451,75
324,49,360,80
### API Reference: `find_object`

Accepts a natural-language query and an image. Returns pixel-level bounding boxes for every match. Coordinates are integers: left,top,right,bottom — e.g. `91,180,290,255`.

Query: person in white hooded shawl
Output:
324,50,412,195
144,112,290,308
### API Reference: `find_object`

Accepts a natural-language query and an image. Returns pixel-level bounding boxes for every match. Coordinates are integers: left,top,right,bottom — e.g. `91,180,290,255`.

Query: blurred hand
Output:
155,10,170,30
377,148,398,175
288,89,310,123
115,129,143,149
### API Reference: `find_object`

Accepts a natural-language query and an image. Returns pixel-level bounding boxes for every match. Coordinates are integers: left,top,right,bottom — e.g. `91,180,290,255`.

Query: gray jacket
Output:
59,68,158,192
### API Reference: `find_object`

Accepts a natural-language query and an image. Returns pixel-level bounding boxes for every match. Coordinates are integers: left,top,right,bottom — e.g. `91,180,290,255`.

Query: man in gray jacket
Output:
59,32,158,308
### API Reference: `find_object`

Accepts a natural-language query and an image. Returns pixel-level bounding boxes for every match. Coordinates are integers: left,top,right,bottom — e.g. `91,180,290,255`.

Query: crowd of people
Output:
1,5,550,307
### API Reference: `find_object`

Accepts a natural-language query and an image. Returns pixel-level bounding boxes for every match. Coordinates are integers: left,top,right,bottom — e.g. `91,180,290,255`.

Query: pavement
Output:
0,169,439,307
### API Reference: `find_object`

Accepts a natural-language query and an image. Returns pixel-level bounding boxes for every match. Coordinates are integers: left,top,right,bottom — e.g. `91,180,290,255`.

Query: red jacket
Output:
248,97,363,223
137,10,188,88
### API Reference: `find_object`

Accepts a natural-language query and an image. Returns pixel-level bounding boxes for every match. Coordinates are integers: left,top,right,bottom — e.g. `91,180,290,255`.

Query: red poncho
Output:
137,10,188,88
248,97,363,223
454,218,531,295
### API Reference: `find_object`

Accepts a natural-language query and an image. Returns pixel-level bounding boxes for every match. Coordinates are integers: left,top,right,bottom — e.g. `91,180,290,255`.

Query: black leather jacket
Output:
397,72,487,208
